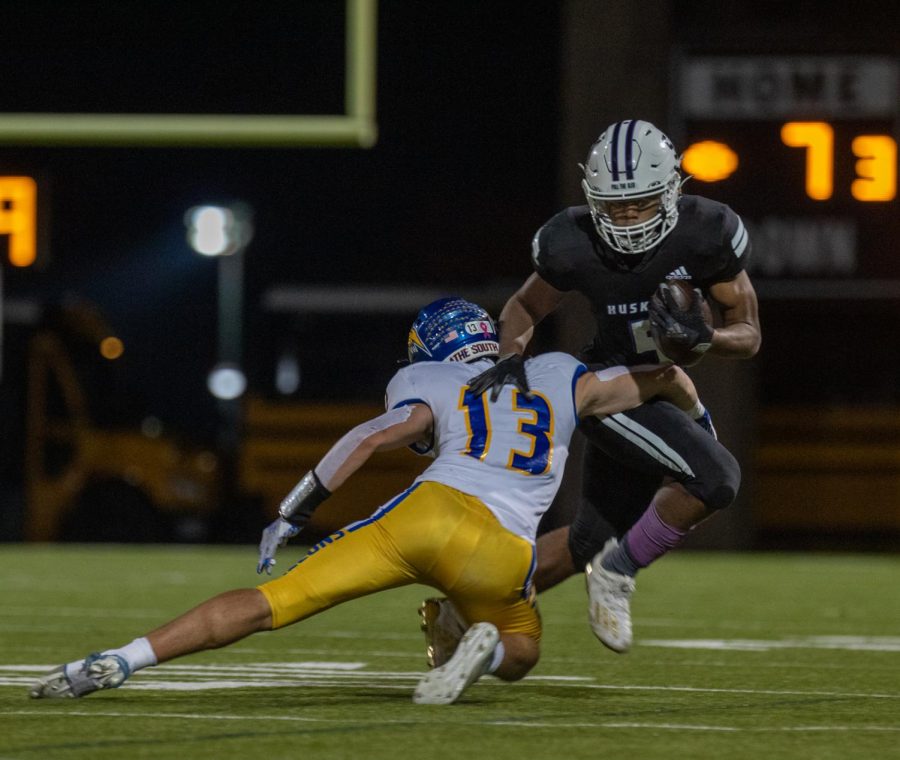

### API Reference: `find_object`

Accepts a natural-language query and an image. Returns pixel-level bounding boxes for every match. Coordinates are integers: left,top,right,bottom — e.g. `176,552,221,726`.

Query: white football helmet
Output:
581,120,682,254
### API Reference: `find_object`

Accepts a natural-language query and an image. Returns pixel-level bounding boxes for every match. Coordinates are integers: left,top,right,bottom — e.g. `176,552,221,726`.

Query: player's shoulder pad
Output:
388,360,449,386
388,361,422,383
679,194,732,226
531,206,593,285
679,195,751,264
388,358,486,396
386,362,429,404
671,195,751,284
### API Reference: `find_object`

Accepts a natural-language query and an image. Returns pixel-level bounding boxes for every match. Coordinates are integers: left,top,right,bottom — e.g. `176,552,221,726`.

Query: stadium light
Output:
186,205,252,257
187,206,233,256
207,362,248,401
186,203,253,465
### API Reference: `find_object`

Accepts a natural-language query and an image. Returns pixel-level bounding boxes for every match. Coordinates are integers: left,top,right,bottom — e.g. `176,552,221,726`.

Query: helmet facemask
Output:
583,173,681,254
581,120,683,255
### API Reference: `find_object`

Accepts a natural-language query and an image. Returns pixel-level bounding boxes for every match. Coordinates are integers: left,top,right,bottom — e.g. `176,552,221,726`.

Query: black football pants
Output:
568,398,740,569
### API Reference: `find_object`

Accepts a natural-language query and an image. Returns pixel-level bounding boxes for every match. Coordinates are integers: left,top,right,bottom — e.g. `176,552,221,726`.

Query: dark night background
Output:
1,2,562,433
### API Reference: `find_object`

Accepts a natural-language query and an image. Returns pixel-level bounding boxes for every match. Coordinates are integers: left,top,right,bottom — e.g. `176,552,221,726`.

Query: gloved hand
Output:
695,408,718,440
648,286,714,353
257,517,301,575
467,353,532,402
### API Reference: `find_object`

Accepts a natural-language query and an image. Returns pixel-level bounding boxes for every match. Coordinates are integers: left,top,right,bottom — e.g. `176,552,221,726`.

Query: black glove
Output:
648,286,714,352
468,353,532,402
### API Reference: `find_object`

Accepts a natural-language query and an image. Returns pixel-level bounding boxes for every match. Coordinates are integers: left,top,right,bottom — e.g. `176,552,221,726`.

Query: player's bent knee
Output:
706,482,737,511
701,448,741,511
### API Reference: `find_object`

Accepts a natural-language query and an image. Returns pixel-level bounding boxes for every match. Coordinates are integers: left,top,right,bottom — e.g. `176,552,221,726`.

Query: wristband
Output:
278,470,331,526
687,400,707,420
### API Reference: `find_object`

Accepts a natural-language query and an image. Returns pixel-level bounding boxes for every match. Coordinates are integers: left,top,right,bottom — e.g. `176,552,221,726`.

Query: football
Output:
649,279,714,367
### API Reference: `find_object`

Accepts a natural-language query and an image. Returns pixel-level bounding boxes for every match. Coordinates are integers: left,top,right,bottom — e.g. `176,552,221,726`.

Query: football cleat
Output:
419,597,467,668
585,538,636,653
413,622,499,705
28,653,130,699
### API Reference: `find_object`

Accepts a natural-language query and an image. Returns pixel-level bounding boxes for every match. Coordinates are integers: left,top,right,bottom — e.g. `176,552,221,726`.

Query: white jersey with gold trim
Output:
385,353,586,542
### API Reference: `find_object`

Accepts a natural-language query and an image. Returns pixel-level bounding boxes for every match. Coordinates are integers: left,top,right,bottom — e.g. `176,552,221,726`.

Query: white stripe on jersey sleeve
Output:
531,224,547,267
731,216,749,258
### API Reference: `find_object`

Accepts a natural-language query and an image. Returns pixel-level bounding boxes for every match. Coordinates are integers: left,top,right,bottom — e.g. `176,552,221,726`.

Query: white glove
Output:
257,517,301,575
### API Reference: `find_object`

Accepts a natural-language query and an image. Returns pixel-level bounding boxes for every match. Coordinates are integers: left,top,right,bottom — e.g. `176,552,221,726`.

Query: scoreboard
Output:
674,55,898,287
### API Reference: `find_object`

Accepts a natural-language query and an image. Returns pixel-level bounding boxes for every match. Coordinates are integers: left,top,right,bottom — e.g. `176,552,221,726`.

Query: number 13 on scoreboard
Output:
780,122,897,202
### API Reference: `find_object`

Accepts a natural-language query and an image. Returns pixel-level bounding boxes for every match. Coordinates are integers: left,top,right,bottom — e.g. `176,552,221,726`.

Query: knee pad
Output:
686,445,741,511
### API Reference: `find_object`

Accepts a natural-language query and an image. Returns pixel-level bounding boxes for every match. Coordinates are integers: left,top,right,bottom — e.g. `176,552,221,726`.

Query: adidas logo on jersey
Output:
665,267,691,280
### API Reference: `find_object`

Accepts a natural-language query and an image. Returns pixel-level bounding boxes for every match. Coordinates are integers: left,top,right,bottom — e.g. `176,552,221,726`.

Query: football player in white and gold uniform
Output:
30,297,701,705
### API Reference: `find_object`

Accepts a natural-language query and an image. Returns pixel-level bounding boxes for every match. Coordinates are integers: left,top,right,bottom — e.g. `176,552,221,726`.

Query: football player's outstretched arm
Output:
314,404,433,492
575,364,699,419
257,404,433,574
707,271,761,358
498,273,566,355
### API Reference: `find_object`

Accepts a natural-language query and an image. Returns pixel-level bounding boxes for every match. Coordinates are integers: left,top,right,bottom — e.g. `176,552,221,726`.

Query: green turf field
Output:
1,545,898,759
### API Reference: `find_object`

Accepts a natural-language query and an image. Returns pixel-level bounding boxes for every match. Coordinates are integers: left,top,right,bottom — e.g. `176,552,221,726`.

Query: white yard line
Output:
641,636,900,652
576,683,900,699
2,660,897,699
3,710,899,733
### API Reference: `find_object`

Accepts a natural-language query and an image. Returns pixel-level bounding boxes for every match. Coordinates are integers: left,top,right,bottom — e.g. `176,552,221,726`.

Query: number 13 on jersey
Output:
458,387,554,475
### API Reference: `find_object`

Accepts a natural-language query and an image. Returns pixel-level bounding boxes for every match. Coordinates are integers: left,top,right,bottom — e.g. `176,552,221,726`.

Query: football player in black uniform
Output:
420,119,761,662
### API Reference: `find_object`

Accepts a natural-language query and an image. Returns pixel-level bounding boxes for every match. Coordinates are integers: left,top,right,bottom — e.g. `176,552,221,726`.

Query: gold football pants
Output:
258,481,541,640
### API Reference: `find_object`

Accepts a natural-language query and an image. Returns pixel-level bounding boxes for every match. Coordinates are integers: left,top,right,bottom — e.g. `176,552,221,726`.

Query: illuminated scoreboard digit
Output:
0,176,37,267
774,123,895,202
675,55,899,281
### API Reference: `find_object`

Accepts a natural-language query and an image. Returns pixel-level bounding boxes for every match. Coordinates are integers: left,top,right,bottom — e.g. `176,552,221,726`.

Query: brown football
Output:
650,279,713,367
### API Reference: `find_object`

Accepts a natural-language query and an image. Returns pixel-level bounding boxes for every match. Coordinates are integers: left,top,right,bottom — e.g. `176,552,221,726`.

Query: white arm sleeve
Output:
315,406,413,488
593,363,666,382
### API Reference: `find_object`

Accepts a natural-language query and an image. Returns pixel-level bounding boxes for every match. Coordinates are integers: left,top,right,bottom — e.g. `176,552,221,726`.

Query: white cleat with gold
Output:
585,538,636,653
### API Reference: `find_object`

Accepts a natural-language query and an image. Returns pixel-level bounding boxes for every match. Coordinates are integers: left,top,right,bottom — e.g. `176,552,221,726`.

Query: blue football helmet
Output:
407,297,499,364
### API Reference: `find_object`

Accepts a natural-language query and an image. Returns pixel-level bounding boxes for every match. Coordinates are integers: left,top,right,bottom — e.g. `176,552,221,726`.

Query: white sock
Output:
487,640,505,674
102,637,158,672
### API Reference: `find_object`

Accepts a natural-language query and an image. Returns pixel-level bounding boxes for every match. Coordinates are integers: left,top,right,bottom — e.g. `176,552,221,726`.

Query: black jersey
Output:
532,195,750,367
